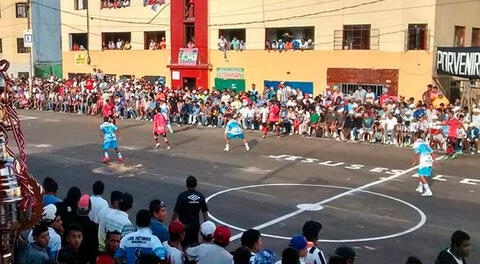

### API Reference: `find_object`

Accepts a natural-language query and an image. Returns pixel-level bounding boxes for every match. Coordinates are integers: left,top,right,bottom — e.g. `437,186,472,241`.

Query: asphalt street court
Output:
17,111,480,262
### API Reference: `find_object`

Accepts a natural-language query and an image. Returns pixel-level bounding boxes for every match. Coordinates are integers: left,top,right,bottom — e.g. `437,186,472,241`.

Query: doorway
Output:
183,77,196,90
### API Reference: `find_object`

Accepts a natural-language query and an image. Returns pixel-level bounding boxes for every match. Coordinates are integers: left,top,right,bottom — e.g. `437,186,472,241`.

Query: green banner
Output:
214,78,245,92
34,64,63,78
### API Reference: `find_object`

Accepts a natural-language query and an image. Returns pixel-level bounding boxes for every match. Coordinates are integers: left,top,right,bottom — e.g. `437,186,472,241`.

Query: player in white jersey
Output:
412,132,437,197
160,100,174,134
224,114,249,152
99,117,123,163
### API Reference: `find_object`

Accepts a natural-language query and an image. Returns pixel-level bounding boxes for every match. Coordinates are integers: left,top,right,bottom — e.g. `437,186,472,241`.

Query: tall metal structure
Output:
0,59,43,263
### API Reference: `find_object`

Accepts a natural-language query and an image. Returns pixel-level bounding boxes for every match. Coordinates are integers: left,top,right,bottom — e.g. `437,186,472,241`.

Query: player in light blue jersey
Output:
100,117,123,163
224,114,250,152
412,132,436,197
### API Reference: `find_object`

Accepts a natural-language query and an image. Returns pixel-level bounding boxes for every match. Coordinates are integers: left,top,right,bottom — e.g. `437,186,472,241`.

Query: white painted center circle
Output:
206,183,427,243
296,203,324,211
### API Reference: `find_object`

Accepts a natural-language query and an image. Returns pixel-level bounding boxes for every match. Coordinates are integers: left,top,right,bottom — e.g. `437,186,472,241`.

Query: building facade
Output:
60,0,480,99
0,0,31,77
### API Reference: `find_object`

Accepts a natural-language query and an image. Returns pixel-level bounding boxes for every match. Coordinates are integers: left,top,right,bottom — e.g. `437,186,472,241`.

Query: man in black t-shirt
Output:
172,175,208,247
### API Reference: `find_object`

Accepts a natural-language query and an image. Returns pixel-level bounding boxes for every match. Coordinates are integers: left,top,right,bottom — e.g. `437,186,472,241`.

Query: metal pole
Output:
86,0,91,65
27,0,34,92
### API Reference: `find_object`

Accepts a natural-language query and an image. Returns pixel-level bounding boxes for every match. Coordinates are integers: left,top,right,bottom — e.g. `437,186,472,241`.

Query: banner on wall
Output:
178,48,198,66
74,53,87,66
436,47,480,78
215,78,246,92
264,80,314,95
217,67,245,80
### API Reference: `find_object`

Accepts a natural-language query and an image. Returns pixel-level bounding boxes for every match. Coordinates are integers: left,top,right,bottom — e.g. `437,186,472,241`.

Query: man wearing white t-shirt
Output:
163,221,185,264
97,191,123,251
89,180,108,224
382,113,397,144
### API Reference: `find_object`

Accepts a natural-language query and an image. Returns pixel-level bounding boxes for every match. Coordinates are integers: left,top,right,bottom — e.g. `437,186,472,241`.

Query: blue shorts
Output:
227,134,245,140
418,167,432,177
103,140,118,150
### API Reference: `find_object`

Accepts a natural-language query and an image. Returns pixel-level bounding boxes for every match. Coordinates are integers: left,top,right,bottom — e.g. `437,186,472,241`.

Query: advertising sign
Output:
217,68,245,80
178,48,198,66
437,47,480,78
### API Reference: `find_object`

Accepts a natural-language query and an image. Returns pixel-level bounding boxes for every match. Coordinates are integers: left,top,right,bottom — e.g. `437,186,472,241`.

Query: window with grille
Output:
16,3,28,18
407,24,428,50
472,28,480,47
74,0,88,10
341,84,384,97
454,26,466,47
17,38,30,53
342,25,371,50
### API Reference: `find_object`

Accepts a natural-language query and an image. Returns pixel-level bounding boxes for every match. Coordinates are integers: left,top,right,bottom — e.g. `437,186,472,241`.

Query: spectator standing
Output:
280,247,300,264
186,226,233,264
96,231,121,264
218,36,228,59
163,221,185,264
27,205,62,261
334,246,356,264
287,235,308,264
20,225,52,264
234,246,252,264
199,220,216,243
115,209,166,264
57,223,83,264
303,221,327,264
149,199,169,243
231,37,240,51
89,180,109,224
172,175,208,247
56,187,81,232
435,230,471,264
97,191,123,251
76,195,100,263
241,229,263,264
42,177,62,206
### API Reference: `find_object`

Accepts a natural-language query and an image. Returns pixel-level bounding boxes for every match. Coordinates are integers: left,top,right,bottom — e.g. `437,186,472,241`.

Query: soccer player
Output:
412,131,436,197
224,114,250,152
99,117,123,163
153,108,171,150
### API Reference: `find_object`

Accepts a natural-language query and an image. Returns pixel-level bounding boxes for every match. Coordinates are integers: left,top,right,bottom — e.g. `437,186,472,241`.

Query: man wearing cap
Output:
172,176,208,247
335,246,356,264
276,235,308,264
115,209,166,264
163,221,185,264
76,194,99,263
303,221,327,264
99,192,135,251
149,199,169,243
199,221,216,243
27,204,62,261
186,226,233,264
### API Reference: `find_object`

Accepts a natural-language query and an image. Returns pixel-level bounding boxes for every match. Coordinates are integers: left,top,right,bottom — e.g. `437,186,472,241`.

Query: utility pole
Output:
86,0,91,65
27,0,34,92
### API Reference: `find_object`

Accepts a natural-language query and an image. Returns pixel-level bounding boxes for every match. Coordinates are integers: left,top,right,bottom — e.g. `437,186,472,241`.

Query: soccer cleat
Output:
103,157,110,164
421,190,433,197
118,157,124,163
224,146,229,152
416,186,423,193
155,143,160,149
245,144,250,151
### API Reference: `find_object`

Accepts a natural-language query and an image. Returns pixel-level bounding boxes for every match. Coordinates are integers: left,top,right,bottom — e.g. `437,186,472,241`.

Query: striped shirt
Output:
304,244,327,264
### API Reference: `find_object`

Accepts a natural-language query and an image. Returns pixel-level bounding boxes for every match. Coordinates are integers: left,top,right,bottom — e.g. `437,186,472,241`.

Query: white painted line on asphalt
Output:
34,144,52,148
227,156,444,241
19,115,39,120
207,183,427,243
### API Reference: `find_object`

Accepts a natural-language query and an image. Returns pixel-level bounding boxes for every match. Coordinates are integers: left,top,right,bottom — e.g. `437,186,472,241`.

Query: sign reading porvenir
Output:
436,47,480,78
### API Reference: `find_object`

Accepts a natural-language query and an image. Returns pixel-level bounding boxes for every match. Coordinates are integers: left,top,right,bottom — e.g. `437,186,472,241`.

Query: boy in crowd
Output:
96,231,121,264
241,229,263,264
150,199,169,243
27,204,62,261
57,223,83,264
224,114,250,152
163,221,185,264
99,117,123,163
42,177,62,206
153,108,171,150
412,131,436,197
435,230,471,264
303,221,327,264
21,225,51,264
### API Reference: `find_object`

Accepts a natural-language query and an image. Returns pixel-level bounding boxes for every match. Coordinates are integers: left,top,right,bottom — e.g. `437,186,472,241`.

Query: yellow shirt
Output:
432,97,450,108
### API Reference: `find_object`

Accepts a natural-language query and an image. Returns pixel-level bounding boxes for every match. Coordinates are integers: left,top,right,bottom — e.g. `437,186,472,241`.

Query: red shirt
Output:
86,79,94,90
102,103,114,117
445,118,462,138
268,105,280,122
96,253,115,264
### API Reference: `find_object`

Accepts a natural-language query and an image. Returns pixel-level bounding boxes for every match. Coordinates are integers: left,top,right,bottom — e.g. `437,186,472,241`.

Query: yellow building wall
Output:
209,50,433,100
0,0,30,76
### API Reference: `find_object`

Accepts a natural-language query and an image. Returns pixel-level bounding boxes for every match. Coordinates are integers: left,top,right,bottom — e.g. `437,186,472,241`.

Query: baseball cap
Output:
77,194,90,216
200,221,216,237
289,235,307,251
168,221,185,235
253,249,277,264
213,226,231,245
334,246,356,259
42,204,57,222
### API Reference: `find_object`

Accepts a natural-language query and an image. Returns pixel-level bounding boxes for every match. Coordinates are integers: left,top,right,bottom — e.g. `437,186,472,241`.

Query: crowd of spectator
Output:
103,39,132,50
16,176,472,264
265,39,314,52
149,37,167,50
102,0,131,9
8,73,480,156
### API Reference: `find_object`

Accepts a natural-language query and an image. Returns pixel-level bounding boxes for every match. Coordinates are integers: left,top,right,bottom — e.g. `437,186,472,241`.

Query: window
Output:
70,33,88,51
219,29,246,50
0,39,2,54
16,3,28,18
101,0,131,9
472,28,480,47
454,26,465,47
265,27,314,50
144,31,166,50
102,32,131,50
185,23,195,47
74,0,88,10
341,25,371,50
407,24,428,50
17,38,30,53
341,83,384,97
